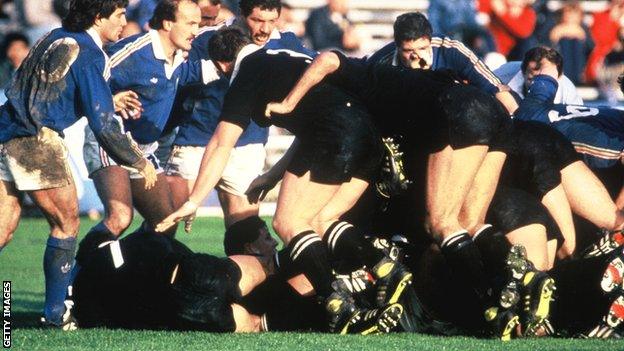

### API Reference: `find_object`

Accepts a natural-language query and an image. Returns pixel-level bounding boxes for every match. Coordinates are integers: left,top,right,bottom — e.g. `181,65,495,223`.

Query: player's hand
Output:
139,161,157,190
156,200,198,233
265,101,294,118
113,90,143,120
245,173,279,203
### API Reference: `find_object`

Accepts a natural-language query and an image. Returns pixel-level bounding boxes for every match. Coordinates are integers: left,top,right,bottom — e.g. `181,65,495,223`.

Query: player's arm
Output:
265,51,341,117
156,121,243,232
76,64,156,188
246,138,300,203
446,40,518,114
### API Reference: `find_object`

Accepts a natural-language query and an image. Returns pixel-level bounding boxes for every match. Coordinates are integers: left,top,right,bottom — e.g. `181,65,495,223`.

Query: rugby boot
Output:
39,299,78,331
326,281,362,334
506,245,556,337
580,294,624,339
350,303,405,335
601,250,624,293
372,257,413,307
375,137,411,199
484,306,521,341
582,229,624,258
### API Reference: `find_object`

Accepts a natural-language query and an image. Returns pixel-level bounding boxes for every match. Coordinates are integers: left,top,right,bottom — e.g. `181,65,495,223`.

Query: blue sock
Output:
43,236,76,325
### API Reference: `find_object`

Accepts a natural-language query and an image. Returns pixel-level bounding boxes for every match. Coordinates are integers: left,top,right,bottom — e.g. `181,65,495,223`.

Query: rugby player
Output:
165,0,315,262
79,0,220,250
367,12,518,114
0,0,157,327
157,27,413,333
263,48,520,335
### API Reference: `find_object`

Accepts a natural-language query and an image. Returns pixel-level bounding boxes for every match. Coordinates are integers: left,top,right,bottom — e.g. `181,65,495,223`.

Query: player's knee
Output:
0,231,14,248
104,207,134,234
271,217,291,240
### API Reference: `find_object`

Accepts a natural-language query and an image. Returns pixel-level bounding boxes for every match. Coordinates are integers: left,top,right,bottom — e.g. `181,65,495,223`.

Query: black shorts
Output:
494,120,581,198
171,255,242,332
487,186,563,244
429,84,508,151
288,95,383,184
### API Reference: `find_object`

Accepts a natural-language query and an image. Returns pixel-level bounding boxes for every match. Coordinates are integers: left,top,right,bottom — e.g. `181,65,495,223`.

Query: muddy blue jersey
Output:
515,75,624,169
0,28,144,168
367,36,502,95
173,28,317,147
107,30,216,144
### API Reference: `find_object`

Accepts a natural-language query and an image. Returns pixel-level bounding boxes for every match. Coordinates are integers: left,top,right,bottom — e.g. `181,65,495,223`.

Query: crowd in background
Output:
0,0,622,97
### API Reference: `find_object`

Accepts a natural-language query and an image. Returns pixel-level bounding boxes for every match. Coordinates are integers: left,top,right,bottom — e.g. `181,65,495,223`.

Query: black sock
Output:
287,230,333,298
323,221,384,268
473,224,512,279
439,230,491,305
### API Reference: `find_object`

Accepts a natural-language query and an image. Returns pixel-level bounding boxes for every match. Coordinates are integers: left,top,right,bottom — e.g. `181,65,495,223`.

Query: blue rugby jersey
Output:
173,27,317,147
107,30,217,144
0,27,144,169
367,36,502,95
515,75,624,169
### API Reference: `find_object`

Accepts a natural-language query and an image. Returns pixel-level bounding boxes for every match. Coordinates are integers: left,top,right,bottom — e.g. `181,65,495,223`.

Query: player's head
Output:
62,0,129,42
198,0,222,27
208,27,252,74
149,0,201,51
239,0,281,46
393,12,433,70
521,46,563,89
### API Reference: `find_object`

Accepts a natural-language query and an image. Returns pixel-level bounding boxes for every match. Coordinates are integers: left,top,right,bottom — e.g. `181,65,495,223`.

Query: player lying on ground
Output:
157,27,413,333
72,228,403,334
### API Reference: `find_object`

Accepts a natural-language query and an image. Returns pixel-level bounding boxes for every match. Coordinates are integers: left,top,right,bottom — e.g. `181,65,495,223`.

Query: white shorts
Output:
83,126,162,179
165,143,266,196
0,127,72,191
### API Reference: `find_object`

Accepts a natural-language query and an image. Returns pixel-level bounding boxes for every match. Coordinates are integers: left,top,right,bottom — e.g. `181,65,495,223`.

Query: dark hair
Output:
1,32,29,58
208,27,251,61
618,73,624,94
149,0,199,30
239,0,281,18
62,0,129,32
521,46,563,76
393,12,432,44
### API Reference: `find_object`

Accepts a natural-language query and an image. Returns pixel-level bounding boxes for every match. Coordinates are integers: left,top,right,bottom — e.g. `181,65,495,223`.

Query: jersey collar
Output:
86,27,104,50
230,43,261,83
149,30,185,79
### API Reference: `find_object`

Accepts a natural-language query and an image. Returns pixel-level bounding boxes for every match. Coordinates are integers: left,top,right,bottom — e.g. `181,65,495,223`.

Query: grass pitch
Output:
2,217,624,350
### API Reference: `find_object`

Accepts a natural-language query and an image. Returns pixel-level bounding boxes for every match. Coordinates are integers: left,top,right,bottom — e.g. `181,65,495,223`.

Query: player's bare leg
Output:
561,161,624,231
541,184,576,258
166,174,192,210
506,224,551,271
91,166,134,236
131,173,176,236
218,190,260,228
0,180,21,248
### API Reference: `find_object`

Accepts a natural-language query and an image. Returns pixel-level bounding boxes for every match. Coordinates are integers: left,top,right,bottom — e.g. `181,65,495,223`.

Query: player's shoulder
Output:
107,32,152,59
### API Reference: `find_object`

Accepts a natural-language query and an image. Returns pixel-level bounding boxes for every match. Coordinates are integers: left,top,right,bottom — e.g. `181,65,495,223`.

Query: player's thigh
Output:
130,173,174,225
91,166,134,226
312,177,369,235
273,171,339,241
166,175,191,209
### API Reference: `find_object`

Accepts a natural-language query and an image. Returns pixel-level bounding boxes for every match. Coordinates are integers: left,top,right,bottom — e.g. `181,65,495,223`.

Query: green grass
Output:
2,217,624,350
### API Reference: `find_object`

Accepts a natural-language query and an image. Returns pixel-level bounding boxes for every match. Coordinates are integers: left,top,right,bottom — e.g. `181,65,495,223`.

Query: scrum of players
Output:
2,0,624,340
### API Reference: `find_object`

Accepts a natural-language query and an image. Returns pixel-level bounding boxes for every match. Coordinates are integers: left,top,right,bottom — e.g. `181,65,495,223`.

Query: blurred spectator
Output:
17,0,61,43
597,28,624,104
585,0,624,84
121,0,157,37
305,0,361,52
278,2,305,38
0,31,28,87
479,0,537,60
531,0,557,46
0,1,23,39
549,1,593,84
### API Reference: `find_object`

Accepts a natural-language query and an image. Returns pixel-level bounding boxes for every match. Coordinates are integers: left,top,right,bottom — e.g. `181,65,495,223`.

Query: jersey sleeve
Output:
441,41,502,94
326,50,368,96
179,59,221,87
525,75,559,104
74,64,145,170
277,32,318,58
